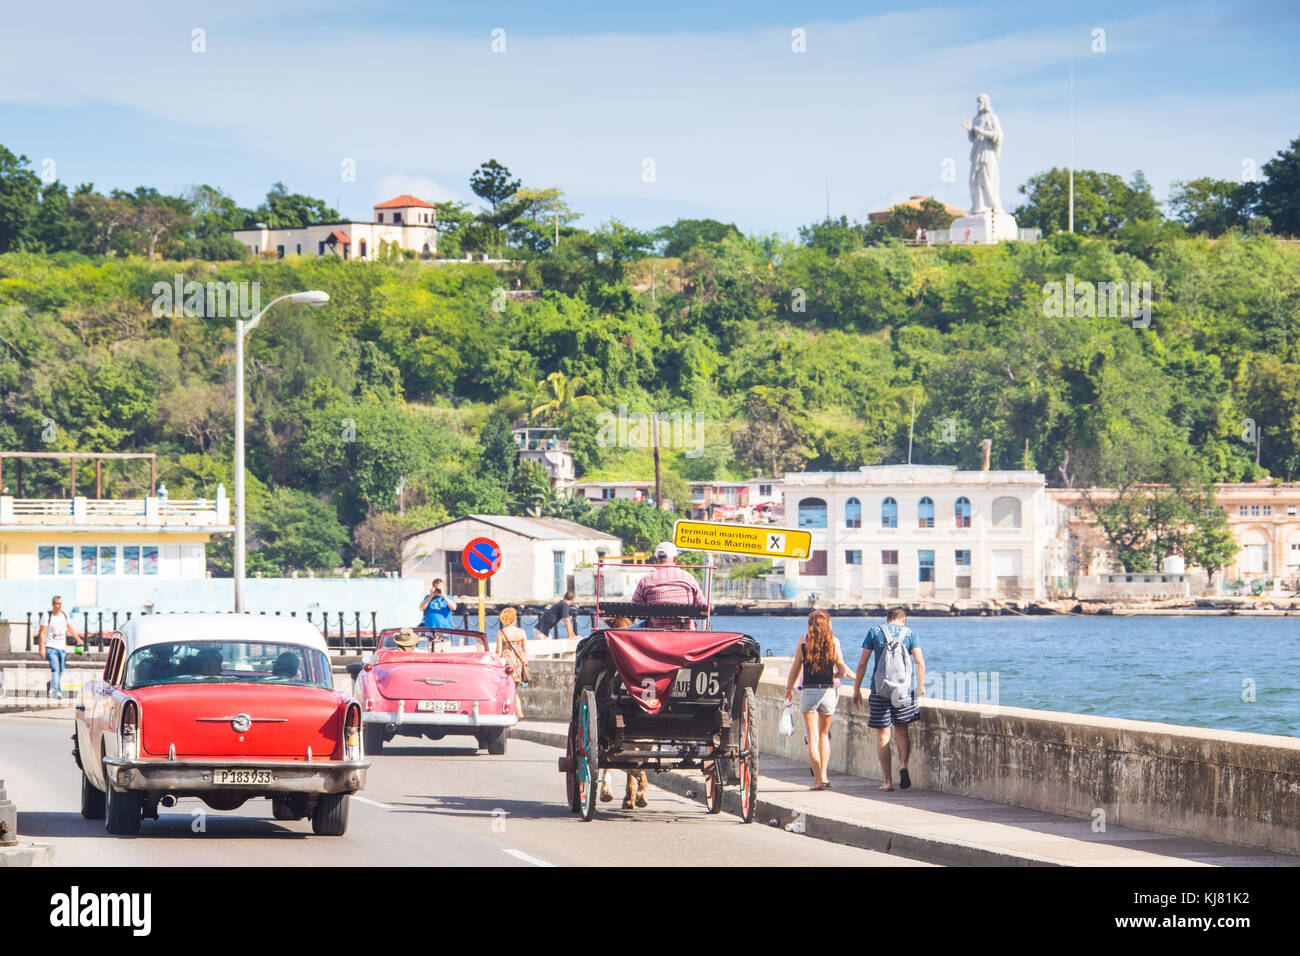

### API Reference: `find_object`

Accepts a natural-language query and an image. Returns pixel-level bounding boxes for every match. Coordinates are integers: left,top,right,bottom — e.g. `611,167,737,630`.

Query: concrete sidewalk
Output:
514,720,1296,867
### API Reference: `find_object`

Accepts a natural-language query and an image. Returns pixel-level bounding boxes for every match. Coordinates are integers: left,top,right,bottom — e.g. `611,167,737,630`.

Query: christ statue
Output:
962,94,1004,215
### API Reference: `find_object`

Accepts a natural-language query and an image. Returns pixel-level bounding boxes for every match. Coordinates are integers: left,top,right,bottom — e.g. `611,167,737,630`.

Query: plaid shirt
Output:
631,564,705,629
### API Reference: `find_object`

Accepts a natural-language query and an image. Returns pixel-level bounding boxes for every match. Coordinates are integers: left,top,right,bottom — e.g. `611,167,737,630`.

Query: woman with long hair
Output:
496,607,529,718
784,610,853,789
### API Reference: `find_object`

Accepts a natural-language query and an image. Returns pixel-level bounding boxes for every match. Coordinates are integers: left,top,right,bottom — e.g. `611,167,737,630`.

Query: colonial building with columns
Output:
232,195,437,260
778,465,1069,602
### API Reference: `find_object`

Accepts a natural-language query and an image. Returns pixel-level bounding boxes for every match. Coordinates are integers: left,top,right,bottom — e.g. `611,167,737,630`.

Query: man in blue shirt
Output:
419,579,457,629
852,607,926,792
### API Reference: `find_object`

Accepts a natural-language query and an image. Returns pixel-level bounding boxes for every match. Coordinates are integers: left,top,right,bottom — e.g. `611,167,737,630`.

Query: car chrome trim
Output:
102,756,369,795
361,711,517,727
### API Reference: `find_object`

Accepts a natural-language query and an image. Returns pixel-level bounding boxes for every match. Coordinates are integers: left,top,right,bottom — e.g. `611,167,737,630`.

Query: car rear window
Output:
123,641,332,690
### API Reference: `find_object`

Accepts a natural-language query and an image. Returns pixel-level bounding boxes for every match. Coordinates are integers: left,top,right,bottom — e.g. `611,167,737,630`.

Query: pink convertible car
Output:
349,627,518,755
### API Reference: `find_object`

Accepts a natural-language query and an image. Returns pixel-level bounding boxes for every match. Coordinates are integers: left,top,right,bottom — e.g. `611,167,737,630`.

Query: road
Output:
1,712,928,867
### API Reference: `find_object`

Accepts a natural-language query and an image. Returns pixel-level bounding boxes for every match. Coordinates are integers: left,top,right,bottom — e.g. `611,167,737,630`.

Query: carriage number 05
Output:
695,671,720,697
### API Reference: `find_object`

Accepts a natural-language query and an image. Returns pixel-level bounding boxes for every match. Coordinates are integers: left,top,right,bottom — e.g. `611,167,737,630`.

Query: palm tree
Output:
530,371,597,425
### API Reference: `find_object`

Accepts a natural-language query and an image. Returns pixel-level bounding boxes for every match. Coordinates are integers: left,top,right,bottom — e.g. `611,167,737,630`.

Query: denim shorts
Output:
799,685,837,715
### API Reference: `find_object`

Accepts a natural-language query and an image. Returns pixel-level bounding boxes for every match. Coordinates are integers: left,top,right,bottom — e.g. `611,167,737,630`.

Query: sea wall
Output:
518,658,1300,856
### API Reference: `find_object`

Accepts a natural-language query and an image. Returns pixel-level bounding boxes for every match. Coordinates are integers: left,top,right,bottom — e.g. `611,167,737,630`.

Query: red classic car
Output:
350,627,518,754
74,614,368,836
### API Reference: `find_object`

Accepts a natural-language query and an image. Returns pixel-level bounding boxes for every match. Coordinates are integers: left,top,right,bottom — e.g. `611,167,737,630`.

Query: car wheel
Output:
311,793,349,836
487,727,509,755
104,778,143,835
364,723,385,754
80,769,106,820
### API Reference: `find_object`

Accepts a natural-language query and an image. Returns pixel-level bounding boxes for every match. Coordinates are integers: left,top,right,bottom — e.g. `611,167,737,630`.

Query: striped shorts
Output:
867,692,919,729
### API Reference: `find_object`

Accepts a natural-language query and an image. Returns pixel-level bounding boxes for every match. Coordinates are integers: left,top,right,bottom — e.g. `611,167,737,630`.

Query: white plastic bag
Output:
779,703,796,737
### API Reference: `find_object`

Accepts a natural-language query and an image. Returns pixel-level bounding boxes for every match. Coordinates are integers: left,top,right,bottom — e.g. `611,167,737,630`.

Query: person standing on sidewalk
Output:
852,607,926,791
784,610,853,790
37,595,82,699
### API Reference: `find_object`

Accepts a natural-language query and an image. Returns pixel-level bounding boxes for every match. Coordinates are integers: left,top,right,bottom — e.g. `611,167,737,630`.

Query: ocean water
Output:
700,614,1300,739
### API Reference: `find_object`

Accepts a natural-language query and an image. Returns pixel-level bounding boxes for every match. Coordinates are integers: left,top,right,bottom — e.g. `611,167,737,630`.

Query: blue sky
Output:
1,0,1297,235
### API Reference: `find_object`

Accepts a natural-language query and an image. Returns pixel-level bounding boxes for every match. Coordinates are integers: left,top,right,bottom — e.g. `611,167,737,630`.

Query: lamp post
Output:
234,290,330,612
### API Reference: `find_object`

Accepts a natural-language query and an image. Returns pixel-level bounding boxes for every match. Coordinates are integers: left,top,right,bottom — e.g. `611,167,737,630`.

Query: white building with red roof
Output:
233,195,437,260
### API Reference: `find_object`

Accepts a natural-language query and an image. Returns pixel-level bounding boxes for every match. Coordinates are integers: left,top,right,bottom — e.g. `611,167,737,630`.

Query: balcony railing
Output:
0,496,230,525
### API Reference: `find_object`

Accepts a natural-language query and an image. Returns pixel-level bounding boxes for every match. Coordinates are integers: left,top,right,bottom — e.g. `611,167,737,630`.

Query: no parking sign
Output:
461,537,501,632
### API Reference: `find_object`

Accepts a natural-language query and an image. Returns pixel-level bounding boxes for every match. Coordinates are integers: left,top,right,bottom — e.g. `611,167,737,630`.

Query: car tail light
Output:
121,700,139,760
364,698,374,712
504,665,513,677
363,662,372,671
345,705,361,761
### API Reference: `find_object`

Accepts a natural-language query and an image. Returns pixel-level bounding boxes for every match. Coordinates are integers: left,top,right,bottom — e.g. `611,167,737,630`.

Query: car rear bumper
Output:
363,709,517,728
102,757,369,794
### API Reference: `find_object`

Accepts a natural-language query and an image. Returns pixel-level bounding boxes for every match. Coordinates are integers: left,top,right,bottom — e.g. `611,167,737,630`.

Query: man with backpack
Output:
852,607,926,791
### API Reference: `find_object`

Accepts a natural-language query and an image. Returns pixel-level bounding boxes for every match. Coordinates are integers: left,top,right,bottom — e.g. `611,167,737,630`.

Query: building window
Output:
276,245,285,258
845,550,862,565
881,550,899,566
80,545,97,575
1289,543,1300,567
602,488,616,500
359,239,367,258
123,546,141,574
143,545,159,575
296,244,301,255
1263,505,1273,516
992,496,1022,529
918,550,935,582
800,550,828,576
955,549,971,566
882,497,898,528
798,498,828,529
1072,504,1083,517
99,545,118,575
1239,505,1249,515
845,497,862,528
377,213,384,223
918,497,935,528
1242,544,1268,574
759,484,772,496
394,212,402,223
318,241,326,255
955,496,971,528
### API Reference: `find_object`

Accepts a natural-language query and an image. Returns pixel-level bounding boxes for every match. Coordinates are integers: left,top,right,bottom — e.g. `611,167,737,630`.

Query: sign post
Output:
461,536,502,633
671,520,813,560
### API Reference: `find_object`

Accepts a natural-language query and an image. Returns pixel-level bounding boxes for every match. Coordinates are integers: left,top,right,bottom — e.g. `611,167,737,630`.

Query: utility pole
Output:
653,413,663,509
907,394,916,465
1068,61,1075,234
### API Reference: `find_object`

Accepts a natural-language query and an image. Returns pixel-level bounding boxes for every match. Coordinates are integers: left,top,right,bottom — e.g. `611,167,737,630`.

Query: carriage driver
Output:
630,542,706,630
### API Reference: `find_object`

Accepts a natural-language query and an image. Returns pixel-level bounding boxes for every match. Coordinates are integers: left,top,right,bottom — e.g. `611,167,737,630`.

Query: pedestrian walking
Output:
495,607,529,718
37,595,82,699
784,610,853,790
852,607,926,791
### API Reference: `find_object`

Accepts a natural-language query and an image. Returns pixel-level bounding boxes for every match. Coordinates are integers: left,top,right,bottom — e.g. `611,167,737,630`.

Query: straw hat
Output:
393,627,420,650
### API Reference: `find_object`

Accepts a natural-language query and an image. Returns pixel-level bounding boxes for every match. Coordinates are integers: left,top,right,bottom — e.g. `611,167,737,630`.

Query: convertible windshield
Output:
378,630,487,654
123,641,333,690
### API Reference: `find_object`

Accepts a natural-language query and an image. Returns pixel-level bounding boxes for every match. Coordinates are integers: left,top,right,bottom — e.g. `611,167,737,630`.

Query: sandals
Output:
899,769,912,791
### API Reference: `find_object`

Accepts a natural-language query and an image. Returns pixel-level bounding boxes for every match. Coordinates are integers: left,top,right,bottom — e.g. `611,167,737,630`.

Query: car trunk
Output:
137,683,343,759
373,659,505,703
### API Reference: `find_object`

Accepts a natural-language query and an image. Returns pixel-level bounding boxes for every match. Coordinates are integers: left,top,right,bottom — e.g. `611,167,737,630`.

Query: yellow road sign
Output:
672,520,812,559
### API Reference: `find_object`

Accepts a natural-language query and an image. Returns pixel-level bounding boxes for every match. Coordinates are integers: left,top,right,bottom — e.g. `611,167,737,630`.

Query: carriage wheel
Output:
705,759,724,814
738,688,758,823
576,687,600,821
565,728,580,813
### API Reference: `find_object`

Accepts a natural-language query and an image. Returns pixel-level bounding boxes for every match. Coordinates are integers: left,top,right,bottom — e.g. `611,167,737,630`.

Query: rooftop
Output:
373,195,436,209
780,465,1045,487
404,514,621,542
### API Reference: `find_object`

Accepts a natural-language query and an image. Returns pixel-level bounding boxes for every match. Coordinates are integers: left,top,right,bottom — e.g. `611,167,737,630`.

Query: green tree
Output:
252,487,350,572
581,499,674,553
730,386,813,477
1257,135,1300,237
1014,168,1162,236
469,159,521,214
530,370,598,425
655,218,742,257
1167,177,1257,236
251,182,338,228
0,146,44,251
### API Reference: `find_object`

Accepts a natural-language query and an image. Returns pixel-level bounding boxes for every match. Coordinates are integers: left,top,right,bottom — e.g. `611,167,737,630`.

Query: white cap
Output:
654,541,679,559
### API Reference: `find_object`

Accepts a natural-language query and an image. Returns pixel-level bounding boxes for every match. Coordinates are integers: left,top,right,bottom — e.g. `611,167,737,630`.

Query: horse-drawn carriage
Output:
557,561,763,822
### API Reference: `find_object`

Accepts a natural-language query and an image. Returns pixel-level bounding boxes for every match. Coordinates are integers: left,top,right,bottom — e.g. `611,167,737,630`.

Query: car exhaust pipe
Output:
159,794,178,809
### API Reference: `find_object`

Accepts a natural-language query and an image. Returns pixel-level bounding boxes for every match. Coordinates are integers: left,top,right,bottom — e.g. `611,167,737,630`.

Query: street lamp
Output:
234,290,330,612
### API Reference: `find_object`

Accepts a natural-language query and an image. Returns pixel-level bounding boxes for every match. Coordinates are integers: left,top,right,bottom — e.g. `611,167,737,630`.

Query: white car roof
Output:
120,614,328,655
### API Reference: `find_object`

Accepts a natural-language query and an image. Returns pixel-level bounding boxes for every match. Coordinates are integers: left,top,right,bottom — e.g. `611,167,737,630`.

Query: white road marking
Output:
502,848,555,867
352,795,395,810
